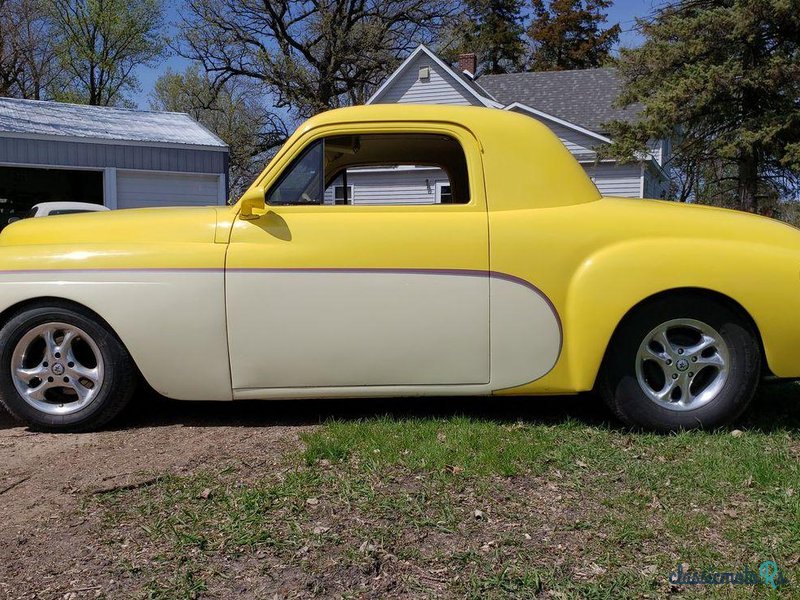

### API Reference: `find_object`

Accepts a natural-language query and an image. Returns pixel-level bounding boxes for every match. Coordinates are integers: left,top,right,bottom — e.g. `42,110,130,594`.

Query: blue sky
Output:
132,0,661,109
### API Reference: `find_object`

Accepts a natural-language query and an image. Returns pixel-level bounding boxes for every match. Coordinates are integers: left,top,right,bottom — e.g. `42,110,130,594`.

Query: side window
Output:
267,140,324,205
267,133,470,206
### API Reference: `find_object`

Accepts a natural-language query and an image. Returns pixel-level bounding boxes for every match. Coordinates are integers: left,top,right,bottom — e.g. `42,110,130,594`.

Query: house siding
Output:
643,163,671,199
325,167,446,205
646,138,673,167
583,163,643,198
372,53,476,106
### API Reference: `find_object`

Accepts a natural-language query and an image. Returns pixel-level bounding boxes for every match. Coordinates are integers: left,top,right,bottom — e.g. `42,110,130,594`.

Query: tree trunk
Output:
737,149,759,213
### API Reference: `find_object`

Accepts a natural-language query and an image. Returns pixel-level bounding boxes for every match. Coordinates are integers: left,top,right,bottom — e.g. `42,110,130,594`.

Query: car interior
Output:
267,133,470,206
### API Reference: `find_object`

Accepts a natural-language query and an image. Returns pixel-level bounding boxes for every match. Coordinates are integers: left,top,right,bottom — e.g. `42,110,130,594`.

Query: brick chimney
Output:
458,53,477,78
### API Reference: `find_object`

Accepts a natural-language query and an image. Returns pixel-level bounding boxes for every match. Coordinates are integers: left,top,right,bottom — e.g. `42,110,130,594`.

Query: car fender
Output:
558,237,800,391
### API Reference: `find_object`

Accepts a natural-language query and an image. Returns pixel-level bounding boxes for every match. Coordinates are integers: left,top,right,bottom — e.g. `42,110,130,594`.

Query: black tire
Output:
0,303,137,432
601,293,761,432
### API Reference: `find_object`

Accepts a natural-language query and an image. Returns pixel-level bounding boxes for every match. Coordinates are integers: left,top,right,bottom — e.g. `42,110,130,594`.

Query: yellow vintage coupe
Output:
0,105,796,432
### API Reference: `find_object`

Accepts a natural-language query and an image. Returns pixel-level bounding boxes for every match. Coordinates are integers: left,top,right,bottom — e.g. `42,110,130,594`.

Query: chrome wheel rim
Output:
11,322,104,416
635,318,729,411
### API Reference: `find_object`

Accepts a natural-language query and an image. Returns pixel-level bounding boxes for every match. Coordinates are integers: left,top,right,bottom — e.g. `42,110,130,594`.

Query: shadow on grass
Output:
1,380,798,434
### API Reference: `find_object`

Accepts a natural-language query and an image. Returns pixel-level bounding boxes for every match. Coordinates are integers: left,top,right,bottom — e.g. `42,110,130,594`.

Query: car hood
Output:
0,206,225,247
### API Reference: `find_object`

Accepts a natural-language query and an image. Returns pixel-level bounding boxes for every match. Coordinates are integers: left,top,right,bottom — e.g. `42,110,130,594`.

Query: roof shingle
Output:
476,67,641,133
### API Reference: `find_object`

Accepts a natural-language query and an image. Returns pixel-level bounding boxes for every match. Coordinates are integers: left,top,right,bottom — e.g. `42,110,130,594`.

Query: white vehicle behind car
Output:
26,202,110,218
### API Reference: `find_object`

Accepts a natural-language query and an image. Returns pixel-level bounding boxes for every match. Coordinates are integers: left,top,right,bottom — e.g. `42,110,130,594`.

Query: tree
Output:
177,0,455,120
49,0,166,106
151,67,288,197
440,0,526,75
528,0,620,70
604,0,800,213
0,0,59,99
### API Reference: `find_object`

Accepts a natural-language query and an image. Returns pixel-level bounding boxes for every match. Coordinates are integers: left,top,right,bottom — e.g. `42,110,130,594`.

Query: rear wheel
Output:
601,294,760,431
0,305,137,432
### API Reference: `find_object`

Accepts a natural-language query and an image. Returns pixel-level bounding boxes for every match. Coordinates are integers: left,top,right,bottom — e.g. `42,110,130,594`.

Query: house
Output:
0,97,229,226
361,44,670,201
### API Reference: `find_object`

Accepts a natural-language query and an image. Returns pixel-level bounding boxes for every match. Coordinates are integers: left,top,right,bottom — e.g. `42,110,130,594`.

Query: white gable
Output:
370,51,481,106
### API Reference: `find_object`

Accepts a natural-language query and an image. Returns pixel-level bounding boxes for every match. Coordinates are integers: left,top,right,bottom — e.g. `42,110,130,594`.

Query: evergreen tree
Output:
441,0,526,75
528,0,620,71
604,0,800,213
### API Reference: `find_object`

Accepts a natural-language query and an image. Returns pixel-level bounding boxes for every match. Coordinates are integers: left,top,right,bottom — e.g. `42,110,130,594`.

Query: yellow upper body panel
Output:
0,206,229,270
0,104,799,389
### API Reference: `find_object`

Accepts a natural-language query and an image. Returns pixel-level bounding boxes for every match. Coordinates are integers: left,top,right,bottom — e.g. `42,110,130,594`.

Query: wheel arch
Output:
594,287,768,389
0,296,142,375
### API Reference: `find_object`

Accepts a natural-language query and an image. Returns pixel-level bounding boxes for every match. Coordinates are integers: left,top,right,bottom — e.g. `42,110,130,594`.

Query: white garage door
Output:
116,170,222,209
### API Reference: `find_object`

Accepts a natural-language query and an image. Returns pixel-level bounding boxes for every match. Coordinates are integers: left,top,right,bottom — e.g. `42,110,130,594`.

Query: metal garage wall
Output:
116,170,222,208
0,136,227,174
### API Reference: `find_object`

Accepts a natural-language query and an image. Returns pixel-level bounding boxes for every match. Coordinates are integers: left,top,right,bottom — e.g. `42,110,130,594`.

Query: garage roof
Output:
0,97,227,149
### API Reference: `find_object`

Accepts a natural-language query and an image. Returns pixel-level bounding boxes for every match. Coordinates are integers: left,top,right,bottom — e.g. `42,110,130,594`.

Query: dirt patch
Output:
0,397,314,600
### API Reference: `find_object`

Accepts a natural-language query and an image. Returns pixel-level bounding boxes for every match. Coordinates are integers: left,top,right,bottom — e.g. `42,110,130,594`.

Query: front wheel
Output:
0,304,137,432
601,295,761,431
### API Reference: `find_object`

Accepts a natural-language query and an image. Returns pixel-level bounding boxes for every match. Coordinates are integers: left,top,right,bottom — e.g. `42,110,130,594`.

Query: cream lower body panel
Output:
0,271,232,401
0,268,561,403
228,269,562,397
227,270,491,388
488,274,562,390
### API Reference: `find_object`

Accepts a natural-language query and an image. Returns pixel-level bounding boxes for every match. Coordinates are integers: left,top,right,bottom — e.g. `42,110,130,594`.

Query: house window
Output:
325,184,354,205
268,133,470,206
435,181,452,203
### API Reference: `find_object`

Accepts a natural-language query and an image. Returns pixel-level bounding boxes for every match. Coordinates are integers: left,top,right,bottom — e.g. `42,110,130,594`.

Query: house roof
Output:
455,71,497,102
0,97,228,149
476,68,641,134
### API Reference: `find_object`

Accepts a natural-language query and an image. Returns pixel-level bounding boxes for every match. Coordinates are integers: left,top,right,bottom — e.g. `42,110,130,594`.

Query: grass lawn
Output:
95,384,799,598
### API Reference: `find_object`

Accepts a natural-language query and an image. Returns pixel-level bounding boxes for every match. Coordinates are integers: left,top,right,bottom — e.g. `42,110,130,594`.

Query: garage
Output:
0,97,229,224
0,166,103,226
116,171,222,209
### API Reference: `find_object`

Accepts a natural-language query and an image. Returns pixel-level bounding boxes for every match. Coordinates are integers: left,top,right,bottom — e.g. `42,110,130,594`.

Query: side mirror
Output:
239,187,266,220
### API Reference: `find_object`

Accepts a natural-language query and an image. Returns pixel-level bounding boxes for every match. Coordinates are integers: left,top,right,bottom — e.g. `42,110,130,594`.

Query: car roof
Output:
33,202,109,211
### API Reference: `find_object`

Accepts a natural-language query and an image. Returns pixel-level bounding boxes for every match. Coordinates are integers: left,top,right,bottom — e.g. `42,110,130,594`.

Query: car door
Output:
225,123,490,392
